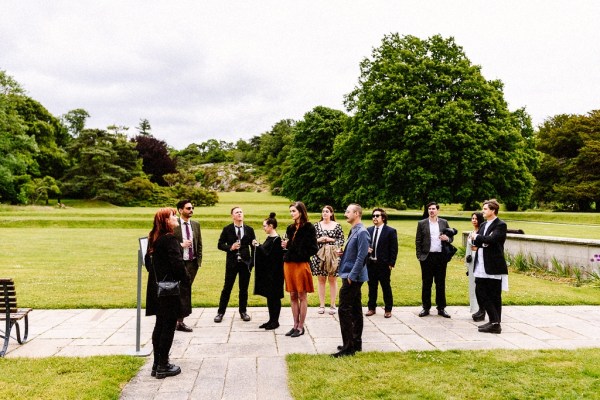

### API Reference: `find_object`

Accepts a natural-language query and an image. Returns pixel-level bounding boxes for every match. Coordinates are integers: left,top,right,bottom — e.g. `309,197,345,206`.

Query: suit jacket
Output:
173,218,203,265
473,218,508,275
415,217,453,261
338,223,370,282
367,224,398,267
217,223,256,268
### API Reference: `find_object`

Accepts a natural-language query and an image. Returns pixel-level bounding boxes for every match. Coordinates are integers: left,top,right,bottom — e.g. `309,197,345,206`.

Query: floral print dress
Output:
310,222,345,277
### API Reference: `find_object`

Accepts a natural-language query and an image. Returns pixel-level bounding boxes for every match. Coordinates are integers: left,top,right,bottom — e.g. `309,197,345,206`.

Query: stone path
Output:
4,306,600,399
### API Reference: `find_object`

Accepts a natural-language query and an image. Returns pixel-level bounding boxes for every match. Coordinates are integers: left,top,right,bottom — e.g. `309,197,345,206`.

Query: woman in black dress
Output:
252,212,284,330
145,208,189,379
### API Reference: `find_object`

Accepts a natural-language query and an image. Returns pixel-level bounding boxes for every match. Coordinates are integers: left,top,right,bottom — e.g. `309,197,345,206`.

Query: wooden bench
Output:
1,278,32,357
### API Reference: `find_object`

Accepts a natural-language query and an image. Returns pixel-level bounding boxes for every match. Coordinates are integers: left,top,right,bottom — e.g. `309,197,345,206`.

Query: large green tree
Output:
62,128,144,204
534,110,600,211
282,106,348,210
338,34,537,210
0,70,39,203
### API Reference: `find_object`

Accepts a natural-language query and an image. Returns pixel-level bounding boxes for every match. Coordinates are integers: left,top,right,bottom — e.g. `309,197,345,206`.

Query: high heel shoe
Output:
290,328,305,337
285,328,298,336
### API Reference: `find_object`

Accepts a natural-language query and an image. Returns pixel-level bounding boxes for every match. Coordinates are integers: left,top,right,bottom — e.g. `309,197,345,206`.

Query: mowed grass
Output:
1,192,599,308
287,349,600,400
0,356,144,399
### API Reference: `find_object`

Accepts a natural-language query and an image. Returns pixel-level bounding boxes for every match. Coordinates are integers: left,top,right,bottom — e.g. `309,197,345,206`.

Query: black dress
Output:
254,235,284,299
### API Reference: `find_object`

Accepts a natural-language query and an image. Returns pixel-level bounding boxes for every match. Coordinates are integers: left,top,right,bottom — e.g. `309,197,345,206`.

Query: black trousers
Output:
218,261,251,314
338,279,364,352
152,313,177,365
179,259,199,318
367,259,393,311
266,296,281,323
420,252,447,310
475,277,502,323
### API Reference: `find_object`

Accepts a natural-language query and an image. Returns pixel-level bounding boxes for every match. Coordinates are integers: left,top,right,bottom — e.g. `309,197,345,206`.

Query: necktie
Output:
236,226,242,241
372,227,380,258
185,222,194,259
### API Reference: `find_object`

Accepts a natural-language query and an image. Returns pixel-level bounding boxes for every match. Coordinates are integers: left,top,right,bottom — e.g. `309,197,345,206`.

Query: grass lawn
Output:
0,356,144,399
1,192,599,308
287,349,600,400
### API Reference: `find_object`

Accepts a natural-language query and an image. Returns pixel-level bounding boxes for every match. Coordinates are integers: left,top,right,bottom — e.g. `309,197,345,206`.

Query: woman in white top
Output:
466,212,485,321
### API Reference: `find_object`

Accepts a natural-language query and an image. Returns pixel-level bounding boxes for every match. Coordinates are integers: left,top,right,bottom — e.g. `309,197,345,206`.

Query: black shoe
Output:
290,328,305,337
214,313,224,323
337,344,362,352
285,328,298,336
240,312,251,322
418,309,430,317
176,322,193,332
437,309,451,318
264,322,279,330
155,363,181,379
331,349,355,358
478,322,493,330
259,322,269,328
151,363,157,377
472,309,486,321
479,323,502,334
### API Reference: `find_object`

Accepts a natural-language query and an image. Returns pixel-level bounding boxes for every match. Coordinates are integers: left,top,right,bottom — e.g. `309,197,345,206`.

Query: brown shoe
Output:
384,311,392,318
365,309,376,316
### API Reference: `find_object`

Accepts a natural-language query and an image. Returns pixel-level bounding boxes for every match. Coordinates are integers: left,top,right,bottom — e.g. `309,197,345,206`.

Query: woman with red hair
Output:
145,208,189,379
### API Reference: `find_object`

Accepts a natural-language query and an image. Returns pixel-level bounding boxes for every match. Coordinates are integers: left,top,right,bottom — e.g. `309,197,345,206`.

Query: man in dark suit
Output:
365,208,398,318
214,206,256,323
415,201,454,318
173,199,203,332
472,199,508,334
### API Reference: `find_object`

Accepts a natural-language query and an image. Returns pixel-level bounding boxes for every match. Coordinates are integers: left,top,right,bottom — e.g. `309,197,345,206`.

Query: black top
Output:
253,235,284,299
144,233,189,317
283,223,318,263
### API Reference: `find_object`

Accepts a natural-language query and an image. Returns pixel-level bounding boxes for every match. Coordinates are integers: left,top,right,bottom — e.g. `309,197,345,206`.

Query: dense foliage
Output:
534,110,600,211
338,34,538,210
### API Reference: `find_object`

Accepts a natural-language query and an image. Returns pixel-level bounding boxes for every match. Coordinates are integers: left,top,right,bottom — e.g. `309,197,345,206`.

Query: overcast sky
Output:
2,1,599,149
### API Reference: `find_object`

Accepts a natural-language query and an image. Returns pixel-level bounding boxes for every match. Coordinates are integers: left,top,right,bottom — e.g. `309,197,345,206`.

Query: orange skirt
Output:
284,261,314,293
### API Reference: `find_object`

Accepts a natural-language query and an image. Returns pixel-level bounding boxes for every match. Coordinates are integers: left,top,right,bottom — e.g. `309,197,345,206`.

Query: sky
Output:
2,1,599,149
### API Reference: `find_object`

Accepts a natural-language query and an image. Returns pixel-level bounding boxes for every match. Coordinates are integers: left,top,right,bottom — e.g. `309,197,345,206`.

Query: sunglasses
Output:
372,214,382,218
185,206,194,210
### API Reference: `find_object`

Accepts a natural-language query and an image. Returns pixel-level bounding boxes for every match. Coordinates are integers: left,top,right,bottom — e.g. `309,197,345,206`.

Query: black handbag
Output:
149,254,180,297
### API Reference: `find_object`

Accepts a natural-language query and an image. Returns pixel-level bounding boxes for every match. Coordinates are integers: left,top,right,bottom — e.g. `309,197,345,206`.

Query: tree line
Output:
1,34,599,211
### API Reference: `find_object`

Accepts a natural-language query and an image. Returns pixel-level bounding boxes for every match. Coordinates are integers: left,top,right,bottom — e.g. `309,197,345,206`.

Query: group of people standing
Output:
416,200,508,335
143,197,509,378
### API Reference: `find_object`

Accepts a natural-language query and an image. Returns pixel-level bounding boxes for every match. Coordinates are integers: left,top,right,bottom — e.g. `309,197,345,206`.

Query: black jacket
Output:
217,223,256,268
473,218,509,275
284,223,318,263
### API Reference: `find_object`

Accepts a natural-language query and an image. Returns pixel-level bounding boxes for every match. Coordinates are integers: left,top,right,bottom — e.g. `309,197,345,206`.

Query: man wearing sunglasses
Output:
365,208,398,318
174,199,203,332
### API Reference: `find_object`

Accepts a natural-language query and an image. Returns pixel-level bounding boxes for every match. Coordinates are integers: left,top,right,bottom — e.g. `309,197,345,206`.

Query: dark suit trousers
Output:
218,261,251,314
420,252,447,310
338,279,364,352
367,259,393,311
475,277,502,323
179,259,198,319
266,296,281,323
152,313,177,365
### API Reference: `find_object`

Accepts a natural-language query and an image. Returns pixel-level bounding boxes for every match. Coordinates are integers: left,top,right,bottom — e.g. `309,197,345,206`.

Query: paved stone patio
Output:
4,306,600,399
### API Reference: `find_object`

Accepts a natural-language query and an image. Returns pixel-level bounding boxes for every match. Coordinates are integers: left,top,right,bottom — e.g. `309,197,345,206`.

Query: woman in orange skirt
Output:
282,201,318,337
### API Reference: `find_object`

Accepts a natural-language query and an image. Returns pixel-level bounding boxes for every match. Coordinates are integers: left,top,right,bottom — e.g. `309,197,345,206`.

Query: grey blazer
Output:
173,218,203,265
415,218,452,261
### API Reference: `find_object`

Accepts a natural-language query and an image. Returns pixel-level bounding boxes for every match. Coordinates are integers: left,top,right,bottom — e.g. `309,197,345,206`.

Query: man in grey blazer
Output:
415,202,453,318
173,199,203,332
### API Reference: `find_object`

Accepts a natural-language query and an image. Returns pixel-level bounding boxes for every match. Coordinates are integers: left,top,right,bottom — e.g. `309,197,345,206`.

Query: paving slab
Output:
2,306,599,399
